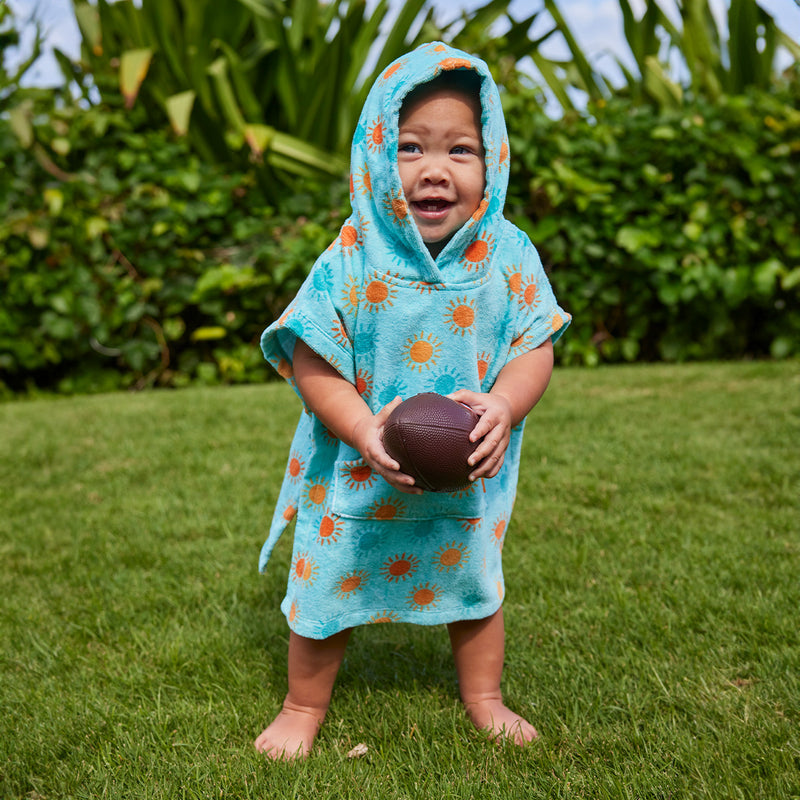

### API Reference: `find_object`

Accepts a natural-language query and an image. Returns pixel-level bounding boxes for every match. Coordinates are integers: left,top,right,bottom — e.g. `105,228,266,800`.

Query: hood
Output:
348,42,510,285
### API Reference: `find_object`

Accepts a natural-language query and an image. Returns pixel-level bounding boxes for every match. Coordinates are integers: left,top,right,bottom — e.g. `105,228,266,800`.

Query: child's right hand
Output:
351,397,423,495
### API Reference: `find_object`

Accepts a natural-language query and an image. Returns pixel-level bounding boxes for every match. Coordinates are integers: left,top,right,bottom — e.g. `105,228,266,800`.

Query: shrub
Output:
505,76,800,365
0,98,348,393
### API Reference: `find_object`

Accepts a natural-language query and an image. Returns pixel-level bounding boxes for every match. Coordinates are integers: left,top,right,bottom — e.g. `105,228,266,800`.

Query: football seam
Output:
397,425,436,492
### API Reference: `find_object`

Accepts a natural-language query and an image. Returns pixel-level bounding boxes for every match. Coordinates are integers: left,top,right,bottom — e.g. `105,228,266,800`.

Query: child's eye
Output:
451,145,473,155
398,143,421,154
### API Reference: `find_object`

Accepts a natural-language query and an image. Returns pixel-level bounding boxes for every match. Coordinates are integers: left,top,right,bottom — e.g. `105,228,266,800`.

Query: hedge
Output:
1,79,798,394
505,78,800,366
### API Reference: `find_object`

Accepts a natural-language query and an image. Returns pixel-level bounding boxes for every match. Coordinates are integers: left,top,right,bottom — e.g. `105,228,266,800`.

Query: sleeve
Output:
260,255,356,399
503,228,571,366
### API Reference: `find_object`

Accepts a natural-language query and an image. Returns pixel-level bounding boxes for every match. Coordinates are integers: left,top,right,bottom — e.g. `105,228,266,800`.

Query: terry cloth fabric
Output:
259,42,571,639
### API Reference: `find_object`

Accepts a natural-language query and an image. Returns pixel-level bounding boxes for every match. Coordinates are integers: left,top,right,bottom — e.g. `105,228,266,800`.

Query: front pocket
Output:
331,457,485,521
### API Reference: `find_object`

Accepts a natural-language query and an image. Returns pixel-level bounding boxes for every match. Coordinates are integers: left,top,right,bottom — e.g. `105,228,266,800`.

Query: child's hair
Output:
399,68,483,120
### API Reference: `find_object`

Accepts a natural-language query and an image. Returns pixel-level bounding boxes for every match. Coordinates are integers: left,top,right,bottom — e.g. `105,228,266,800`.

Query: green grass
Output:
2,361,799,799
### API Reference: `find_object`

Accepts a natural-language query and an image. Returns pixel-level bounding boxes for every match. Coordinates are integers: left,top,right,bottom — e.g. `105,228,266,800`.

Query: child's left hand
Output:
447,389,512,482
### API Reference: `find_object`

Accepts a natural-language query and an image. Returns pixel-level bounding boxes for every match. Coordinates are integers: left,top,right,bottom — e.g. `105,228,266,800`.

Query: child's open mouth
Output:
413,198,452,217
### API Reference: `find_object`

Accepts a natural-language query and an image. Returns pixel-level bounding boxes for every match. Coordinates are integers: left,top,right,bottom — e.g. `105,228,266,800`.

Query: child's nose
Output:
421,156,449,184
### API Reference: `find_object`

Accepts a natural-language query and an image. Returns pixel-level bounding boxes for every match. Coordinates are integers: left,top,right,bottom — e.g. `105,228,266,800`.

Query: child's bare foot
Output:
463,696,539,746
254,701,325,761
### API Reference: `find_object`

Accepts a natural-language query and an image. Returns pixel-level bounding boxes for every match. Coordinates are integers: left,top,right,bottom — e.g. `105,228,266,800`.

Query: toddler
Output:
254,42,570,760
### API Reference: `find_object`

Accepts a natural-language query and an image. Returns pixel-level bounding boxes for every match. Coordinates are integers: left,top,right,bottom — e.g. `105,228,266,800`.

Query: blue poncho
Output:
259,42,570,639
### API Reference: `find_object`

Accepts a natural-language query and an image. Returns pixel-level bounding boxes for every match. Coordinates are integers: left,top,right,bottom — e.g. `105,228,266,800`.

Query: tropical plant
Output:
55,0,593,186
557,0,800,110
56,0,444,191
0,3,43,111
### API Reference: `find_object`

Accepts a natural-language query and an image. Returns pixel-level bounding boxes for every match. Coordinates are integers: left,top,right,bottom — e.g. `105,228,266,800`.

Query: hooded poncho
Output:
259,42,570,639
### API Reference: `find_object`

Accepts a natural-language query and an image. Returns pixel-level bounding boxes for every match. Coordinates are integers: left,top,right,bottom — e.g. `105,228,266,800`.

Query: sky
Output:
5,0,800,92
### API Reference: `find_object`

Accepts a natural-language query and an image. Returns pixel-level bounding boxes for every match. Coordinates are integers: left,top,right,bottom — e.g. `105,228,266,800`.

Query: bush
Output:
505,77,800,365
0,97,348,393
2,75,799,394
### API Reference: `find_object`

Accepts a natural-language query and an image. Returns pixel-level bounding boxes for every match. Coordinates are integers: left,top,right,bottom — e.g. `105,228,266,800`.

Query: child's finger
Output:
375,395,403,423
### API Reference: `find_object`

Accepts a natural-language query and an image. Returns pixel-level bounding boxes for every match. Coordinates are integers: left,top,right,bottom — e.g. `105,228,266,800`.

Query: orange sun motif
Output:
282,504,297,522
317,510,344,546
461,234,494,271
433,542,470,572
363,272,398,313
517,277,541,311
504,265,523,299
402,332,442,372
551,312,568,333
472,197,490,222
354,163,372,196
286,451,305,483
491,516,508,549
383,189,410,226
291,551,319,585
411,280,442,295
510,331,535,355
380,552,421,583
476,352,492,383
458,517,482,534
276,358,293,380
303,477,329,509
498,138,509,170
339,221,363,255
438,57,473,71
355,368,373,401
367,118,385,152
335,569,369,599
288,600,299,624
444,297,477,336
370,610,401,624
368,496,406,520
340,461,377,491
342,275,360,316
407,582,443,611
331,318,350,348
382,60,405,81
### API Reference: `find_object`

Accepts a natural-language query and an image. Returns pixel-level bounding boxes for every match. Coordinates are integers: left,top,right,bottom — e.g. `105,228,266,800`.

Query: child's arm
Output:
292,340,421,494
449,339,554,482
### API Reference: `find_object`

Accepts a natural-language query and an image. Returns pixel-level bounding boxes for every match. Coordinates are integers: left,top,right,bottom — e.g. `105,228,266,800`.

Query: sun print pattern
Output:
340,461,377,491
407,582,443,611
317,511,344,546
383,190,410,226
433,541,470,572
363,272,398,312
367,496,406,520
366,118,385,152
335,570,369,599
461,234,494,271
444,297,477,336
380,552,420,583
286,452,305,484
402,332,442,372
291,552,319,585
258,42,572,639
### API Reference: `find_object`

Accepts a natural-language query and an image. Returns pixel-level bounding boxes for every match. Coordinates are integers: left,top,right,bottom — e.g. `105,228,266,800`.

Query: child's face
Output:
398,89,485,257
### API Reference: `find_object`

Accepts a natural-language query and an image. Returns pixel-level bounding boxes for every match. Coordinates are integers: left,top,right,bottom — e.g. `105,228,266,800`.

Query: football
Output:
381,392,480,492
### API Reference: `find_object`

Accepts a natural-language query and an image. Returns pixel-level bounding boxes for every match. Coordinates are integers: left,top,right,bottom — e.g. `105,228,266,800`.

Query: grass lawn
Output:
2,361,799,799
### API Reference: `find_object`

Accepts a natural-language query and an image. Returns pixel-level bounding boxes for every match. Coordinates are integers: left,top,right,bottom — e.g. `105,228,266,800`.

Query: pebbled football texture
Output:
381,392,479,492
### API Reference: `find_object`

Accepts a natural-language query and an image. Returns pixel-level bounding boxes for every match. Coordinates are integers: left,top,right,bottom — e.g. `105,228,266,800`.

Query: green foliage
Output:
64,0,444,190
2,2,800,392
0,95,349,394
505,76,800,365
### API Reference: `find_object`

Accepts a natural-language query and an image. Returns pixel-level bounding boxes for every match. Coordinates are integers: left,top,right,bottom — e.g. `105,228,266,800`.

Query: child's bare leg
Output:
447,608,538,745
255,628,351,760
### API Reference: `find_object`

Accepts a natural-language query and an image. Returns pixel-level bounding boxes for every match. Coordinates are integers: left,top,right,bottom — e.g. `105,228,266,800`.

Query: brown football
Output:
381,392,480,492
